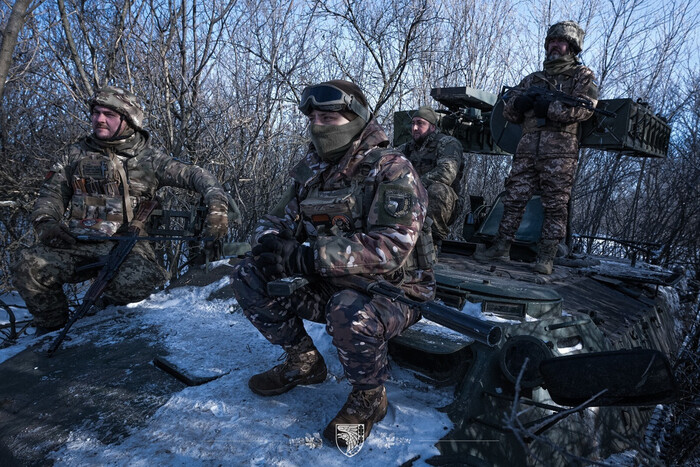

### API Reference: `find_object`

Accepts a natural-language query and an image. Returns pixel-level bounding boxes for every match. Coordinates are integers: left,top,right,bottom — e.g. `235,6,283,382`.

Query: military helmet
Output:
545,21,585,54
88,86,145,130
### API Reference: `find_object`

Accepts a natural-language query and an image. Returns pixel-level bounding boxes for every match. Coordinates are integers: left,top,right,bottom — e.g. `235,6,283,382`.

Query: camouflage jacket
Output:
32,131,228,236
399,131,464,195
255,119,435,300
503,64,597,157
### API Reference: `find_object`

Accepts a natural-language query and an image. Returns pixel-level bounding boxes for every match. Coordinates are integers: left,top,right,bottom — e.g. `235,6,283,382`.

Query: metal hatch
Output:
435,272,563,319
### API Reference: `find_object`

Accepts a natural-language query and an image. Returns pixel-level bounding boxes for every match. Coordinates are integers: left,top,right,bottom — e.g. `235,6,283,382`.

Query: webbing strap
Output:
110,151,133,222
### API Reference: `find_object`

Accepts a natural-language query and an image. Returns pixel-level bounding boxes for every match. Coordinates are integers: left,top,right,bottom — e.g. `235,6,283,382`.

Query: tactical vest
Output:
297,148,436,271
68,151,138,236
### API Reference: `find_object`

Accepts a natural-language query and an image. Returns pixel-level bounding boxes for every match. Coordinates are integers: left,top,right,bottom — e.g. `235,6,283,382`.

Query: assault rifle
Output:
47,200,159,357
267,275,502,347
503,85,616,127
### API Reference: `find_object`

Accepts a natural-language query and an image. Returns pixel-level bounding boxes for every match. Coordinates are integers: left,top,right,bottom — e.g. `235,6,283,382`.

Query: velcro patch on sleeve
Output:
45,171,55,181
375,183,414,226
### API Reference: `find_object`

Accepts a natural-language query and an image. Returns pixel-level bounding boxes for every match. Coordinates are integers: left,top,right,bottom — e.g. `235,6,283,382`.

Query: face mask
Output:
309,117,366,162
543,54,578,75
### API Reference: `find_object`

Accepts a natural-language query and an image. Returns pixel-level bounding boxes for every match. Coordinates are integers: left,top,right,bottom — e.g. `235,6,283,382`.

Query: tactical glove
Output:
512,95,535,114
35,220,76,249
205,203,229,240
252,230,314,280
533,99,551,119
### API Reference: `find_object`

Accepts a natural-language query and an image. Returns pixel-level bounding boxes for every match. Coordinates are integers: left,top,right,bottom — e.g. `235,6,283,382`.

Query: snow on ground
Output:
1,275,456,466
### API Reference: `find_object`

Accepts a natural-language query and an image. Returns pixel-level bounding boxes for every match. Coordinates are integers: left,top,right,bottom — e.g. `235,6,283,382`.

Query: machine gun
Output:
266,275,502,347
47,200,159,356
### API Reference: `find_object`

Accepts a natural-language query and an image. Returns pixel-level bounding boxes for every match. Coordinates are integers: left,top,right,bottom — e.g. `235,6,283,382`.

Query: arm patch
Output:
45,171,55,181
375,183,414,226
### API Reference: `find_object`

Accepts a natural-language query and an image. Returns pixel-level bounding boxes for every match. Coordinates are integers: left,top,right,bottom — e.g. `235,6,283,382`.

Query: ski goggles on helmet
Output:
298,84,370,122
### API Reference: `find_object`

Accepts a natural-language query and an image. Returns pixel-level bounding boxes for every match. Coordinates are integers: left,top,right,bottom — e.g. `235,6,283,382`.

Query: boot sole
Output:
248,367,327,397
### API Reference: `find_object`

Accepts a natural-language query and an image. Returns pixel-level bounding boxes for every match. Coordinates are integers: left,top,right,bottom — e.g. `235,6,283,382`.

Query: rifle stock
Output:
47,200,159,356
267,274,502,347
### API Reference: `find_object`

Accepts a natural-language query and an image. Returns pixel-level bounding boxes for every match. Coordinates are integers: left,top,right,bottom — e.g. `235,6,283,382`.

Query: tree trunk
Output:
0,0,34,107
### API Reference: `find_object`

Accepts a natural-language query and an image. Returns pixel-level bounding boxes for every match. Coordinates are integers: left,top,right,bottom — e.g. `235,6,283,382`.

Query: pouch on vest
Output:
68,156,125,236
299,183,362,237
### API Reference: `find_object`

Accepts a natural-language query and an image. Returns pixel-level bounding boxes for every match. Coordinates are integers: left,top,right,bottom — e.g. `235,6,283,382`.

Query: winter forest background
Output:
1,0,699,291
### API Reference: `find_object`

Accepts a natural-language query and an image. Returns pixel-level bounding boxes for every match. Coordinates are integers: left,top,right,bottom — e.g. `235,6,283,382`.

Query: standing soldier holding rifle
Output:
229,80,435,446
12,86,232,336
476,21,598,274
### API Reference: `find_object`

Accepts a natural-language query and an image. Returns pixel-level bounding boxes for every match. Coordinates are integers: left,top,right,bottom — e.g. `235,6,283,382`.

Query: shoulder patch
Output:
44,171,55,181
384,189,413,218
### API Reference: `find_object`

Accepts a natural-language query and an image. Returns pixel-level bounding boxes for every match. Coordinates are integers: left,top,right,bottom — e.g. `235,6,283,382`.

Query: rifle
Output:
47,200,159,357
502,85,616,127
267,275,502,347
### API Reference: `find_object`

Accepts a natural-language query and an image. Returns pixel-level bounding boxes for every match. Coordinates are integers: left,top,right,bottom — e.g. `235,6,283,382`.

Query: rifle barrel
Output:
347,275,503,347
417,301,502,347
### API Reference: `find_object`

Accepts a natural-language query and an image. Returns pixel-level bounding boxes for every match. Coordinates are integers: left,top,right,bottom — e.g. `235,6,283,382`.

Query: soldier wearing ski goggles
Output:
230,79,435,447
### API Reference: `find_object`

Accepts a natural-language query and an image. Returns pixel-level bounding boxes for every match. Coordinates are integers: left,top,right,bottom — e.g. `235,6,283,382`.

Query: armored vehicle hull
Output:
389,242,681,466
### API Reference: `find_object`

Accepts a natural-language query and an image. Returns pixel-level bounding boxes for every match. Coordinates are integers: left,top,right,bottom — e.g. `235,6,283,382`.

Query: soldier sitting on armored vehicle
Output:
11,86,232,336
475,21,598,275
398,106,464,249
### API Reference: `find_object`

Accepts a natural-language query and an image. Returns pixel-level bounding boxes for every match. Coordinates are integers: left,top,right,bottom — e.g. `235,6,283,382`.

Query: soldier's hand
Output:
533,99,551,118
252,232,290,280
252,230,314,279
36,221,76,249
205,204,229,240
513,95,535,114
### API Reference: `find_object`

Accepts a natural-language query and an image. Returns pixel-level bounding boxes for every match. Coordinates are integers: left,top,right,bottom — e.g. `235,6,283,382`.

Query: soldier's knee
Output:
326,290,372,329
11,248,44,284
327,289,361,320
326,290,386,343
427,182,452,201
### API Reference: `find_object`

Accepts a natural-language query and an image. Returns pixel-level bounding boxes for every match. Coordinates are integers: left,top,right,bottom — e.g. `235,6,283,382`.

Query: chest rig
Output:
298,149,436,271
68,151,135,236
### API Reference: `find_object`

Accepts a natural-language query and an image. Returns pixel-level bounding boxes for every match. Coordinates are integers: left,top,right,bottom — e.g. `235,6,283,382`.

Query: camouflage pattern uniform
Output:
12,91,228,329
399,131,464,241
231,119,435,389
500,27,597,243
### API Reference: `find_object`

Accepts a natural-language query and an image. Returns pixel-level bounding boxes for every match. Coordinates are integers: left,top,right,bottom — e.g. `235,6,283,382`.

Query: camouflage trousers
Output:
231,258,420,389
499,151,578,242
427,182,458,241
11,240,169,328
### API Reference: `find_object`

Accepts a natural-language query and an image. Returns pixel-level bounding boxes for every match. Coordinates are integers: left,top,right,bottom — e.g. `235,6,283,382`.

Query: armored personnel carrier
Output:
0,88,684,466
388,86,681,465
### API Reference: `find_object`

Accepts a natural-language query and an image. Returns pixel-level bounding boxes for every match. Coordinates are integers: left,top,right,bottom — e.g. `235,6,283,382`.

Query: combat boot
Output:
323,385,388,447
533,239,559,275
473,237,511,262
248,337,327,396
